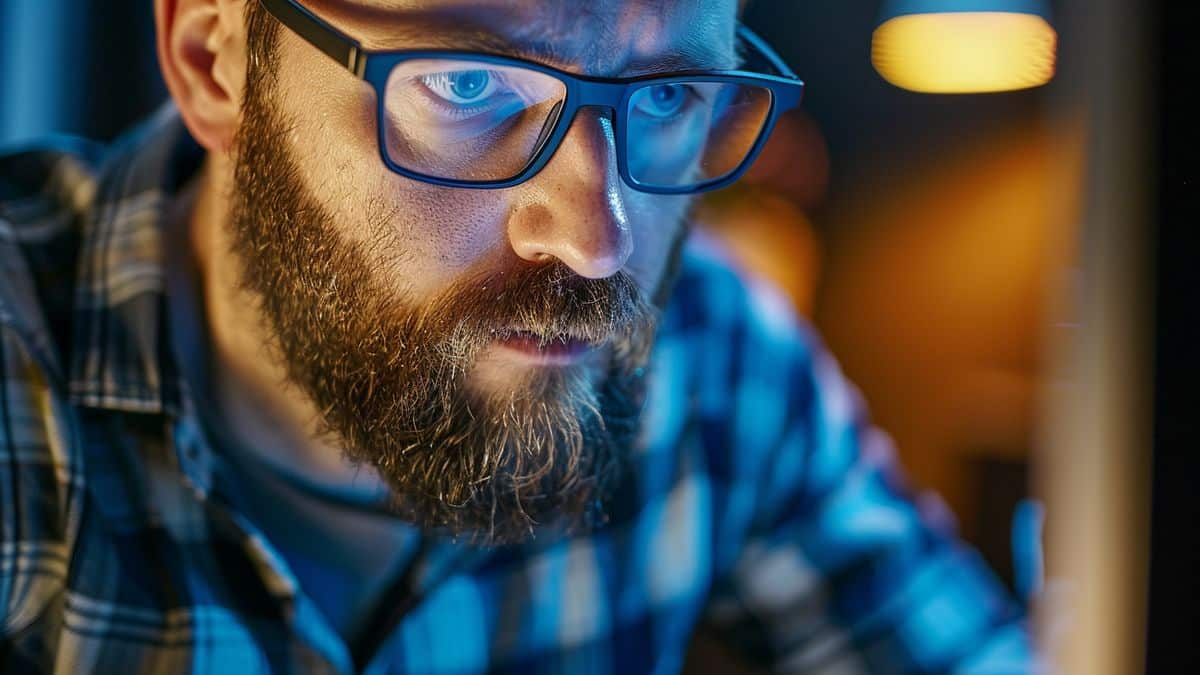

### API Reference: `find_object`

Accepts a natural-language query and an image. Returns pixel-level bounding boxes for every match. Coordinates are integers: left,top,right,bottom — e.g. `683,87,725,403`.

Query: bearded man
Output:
0,0,1035,672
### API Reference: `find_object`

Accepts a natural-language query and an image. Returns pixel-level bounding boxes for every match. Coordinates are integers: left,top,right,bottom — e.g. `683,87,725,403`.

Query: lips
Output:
494,329,592,363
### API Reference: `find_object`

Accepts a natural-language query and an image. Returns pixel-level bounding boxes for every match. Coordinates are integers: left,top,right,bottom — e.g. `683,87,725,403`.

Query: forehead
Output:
306,0,741,75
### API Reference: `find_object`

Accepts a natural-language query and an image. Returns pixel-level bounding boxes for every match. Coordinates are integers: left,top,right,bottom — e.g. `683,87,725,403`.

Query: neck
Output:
187,155,390,495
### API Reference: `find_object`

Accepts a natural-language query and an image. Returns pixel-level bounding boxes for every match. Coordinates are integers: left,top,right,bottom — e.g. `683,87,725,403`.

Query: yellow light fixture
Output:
872,1,1057,94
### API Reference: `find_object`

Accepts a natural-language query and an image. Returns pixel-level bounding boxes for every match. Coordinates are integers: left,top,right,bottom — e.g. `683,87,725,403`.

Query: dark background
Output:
1148,1,1200,672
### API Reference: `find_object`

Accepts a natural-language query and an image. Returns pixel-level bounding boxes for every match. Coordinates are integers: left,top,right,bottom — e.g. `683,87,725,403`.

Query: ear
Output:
155,0,247,154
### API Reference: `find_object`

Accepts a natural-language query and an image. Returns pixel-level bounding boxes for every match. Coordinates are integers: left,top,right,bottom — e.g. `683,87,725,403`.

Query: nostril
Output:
506,203,632,279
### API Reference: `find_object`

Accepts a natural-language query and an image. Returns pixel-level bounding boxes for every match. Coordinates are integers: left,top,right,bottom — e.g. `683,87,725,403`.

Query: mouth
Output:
491,329,593,365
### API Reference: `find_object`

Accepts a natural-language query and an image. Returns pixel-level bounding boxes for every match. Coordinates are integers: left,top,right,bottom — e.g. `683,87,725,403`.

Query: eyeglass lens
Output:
625,81,773,189
383,59,774,189
384,59,567,182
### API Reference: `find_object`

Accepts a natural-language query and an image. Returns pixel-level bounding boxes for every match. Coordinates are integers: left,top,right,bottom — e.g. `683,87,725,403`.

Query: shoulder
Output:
0,136,99,374
0,135,101,220
0,137,97,639
0,326,75,638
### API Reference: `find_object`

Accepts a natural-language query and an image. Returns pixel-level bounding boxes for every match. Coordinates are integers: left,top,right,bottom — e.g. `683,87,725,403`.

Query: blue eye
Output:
449,70,489,100
633,84,690,119
423,70,499,105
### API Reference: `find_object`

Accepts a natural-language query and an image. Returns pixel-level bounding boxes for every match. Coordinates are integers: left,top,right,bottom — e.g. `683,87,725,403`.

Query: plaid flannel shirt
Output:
0,105,1035,674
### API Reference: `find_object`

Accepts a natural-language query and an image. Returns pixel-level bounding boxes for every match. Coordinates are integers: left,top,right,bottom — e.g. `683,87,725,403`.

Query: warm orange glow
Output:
872,12,1056,93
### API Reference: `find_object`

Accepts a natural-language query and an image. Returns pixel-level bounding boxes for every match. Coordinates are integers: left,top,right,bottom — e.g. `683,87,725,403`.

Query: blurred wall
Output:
0,0,165,144
706,0,1081,588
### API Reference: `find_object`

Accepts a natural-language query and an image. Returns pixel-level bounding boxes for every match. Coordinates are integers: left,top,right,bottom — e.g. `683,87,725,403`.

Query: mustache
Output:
418,259,659,355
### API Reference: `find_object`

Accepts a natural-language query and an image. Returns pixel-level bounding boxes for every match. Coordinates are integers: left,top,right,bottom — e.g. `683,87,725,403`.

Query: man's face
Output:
229,0,738,544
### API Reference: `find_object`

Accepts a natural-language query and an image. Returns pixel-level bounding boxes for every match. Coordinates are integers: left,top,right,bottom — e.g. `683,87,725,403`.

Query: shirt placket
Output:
171,403,360,674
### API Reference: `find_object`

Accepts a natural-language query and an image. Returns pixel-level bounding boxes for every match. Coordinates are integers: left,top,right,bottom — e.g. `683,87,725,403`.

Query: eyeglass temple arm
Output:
258,0,368,77
735,24,798,80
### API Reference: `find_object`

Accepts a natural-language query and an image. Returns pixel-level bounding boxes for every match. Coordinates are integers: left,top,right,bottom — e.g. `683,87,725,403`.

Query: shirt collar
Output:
69,104,204,414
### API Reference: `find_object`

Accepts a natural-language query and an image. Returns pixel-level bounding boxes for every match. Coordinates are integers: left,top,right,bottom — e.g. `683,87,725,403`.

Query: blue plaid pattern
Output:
0,106,1035,673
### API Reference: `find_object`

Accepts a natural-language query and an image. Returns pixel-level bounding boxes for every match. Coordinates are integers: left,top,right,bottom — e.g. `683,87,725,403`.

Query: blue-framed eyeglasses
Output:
257,0,805,194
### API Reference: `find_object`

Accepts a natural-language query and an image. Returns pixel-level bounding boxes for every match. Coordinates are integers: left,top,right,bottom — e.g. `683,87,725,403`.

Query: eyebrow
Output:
448,32,741,77
332,8,741,77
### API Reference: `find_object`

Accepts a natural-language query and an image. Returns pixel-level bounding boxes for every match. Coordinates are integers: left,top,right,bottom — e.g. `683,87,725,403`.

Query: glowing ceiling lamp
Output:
872,0,1057,94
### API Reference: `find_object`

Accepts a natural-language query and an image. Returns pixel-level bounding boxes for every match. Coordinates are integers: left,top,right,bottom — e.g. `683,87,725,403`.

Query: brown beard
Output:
228,6,687,545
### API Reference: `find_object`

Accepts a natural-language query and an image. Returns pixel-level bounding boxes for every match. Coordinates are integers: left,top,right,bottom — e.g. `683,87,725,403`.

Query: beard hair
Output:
227,12,688,546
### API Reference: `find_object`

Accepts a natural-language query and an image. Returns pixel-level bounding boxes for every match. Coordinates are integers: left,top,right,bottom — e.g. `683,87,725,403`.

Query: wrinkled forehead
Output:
304,0,741,75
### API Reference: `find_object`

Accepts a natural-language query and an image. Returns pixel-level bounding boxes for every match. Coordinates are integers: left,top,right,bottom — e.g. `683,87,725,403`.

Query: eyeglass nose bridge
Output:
533,102,624,181
523,80,631,189
572,79,636,108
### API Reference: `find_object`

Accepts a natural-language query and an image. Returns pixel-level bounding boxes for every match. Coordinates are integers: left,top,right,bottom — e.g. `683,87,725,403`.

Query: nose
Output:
506,108,633,279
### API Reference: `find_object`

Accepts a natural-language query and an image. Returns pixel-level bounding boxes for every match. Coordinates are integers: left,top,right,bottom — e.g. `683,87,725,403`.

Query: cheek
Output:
370,181,514,285
273,55,512,295
623,190,692,290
